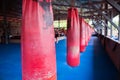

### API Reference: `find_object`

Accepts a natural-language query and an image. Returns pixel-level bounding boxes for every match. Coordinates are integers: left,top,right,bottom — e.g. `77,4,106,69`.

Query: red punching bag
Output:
80,18,86,52
85,22,88,46
88,25,91,41
22,0,56,80
67,8,80,67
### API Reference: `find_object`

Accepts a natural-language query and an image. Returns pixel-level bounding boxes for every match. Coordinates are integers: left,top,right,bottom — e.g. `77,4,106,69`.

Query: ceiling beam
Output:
83,8,113,14
0,14,21,19
105,0,120,12
52,3,93,9
92,5,120,32
82,1,105,6
81,15,103,19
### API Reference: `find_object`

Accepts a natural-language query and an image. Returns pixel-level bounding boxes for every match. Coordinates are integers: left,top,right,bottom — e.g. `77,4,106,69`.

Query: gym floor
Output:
0,36,119,80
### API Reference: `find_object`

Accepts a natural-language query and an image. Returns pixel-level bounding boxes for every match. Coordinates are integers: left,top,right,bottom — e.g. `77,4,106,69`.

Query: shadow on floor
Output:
93,37,119,80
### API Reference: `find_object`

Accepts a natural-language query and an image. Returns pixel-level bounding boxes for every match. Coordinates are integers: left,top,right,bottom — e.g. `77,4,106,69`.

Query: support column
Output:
2,0,9,44
58,11,60,28
104,3,108,36
118,14,120,41
101,15,104,35
100,29,102,34
110,10,113,37
58,15,60,28
104,20,108,36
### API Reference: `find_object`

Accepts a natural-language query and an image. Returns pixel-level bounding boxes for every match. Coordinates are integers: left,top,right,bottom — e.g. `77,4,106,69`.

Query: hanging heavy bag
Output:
67,8,80,67
80,18,86,52
22,0,56,80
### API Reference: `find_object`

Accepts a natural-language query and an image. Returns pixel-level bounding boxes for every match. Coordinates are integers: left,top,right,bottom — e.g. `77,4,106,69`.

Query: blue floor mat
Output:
0,37,119,80
0,44,21,80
